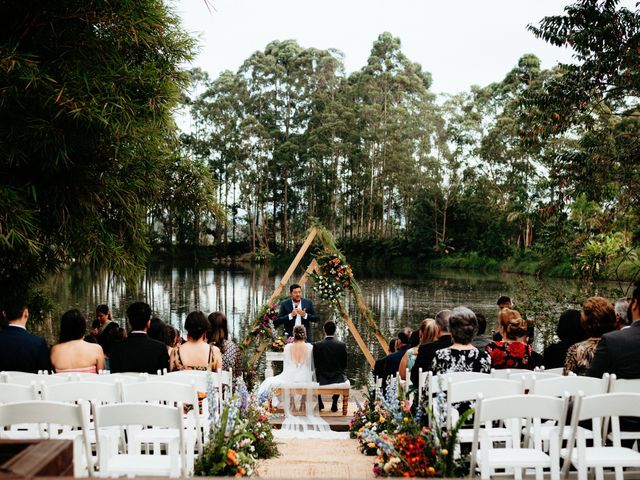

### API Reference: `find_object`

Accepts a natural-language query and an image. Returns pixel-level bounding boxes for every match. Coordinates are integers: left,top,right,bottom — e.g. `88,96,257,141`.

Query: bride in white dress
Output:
258,325,346,439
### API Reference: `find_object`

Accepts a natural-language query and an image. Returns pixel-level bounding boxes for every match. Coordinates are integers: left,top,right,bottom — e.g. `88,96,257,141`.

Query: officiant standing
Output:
275,284,319,342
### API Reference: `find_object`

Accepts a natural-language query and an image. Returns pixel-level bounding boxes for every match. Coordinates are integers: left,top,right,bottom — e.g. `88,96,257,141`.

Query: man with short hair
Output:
274,284,319,342
109,302,169,374
471,312,491,349
0,297,51,373
614,297,631,330
497,296,512,309
410,309,453,387
373,327,412,393
313,321,348,412
588,285,640,379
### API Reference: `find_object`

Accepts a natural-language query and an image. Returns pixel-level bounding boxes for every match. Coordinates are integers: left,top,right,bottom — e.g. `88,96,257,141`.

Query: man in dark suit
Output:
109,302,169,374
588,284,640,379
274,283,319,342
313,321,348,411
373,327,412,394
410,309,453,387
0,297,51,373
587,283,640,446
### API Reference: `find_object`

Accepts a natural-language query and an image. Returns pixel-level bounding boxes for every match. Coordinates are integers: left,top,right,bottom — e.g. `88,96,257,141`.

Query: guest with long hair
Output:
170,311,222,372
208,312,242,378
50,309,105,373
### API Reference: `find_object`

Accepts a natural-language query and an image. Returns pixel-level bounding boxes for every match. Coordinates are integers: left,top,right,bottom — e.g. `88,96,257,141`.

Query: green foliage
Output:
575,232,634,280
0,0,194,299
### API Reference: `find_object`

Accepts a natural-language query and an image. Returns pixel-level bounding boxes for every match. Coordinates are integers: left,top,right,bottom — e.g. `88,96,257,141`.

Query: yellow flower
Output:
441,449,448,456
428,466,436,474
403,417,408,423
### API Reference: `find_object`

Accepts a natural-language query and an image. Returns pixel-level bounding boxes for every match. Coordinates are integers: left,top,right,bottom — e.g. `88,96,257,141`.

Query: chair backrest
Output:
164,371,209,391
540,367,564,375
532,374,609,397
491,368,533,379
446,377,523,430
0,400,93,475
42,381,122,404
607,374,640,394
89,373,148,383
0,383,39,402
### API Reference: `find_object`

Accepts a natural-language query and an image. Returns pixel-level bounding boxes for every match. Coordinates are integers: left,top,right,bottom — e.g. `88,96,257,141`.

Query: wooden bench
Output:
271,384,350,416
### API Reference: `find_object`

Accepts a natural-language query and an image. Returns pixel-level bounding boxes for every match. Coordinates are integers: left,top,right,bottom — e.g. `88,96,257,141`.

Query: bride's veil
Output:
274,343,347,439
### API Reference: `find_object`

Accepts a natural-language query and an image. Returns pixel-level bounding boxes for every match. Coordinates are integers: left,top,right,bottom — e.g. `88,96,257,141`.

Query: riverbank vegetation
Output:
1,0,638,306
175,0,639,283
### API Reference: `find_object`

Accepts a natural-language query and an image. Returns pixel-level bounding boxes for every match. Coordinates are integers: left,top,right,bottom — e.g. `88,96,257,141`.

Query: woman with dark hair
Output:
485,308,535,370
431,307,491,375
95,304,118,357
147,317,168,345
208,312,242,378
564,297,616,376
399,318,437,380
542,309,587,369
50,309,106,373
170,311,222,371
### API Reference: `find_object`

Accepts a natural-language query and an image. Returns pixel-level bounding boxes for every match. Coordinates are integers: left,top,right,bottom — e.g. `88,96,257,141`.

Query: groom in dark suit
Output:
109,301,169,374
313,321,348,411
0,297,51,373
275,284,319,342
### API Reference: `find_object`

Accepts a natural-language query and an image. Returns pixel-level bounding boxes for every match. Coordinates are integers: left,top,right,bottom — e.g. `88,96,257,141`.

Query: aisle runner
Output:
254,438,375,479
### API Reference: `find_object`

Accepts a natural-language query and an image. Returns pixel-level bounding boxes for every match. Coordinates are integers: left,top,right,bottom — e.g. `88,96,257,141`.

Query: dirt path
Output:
254,437,375,479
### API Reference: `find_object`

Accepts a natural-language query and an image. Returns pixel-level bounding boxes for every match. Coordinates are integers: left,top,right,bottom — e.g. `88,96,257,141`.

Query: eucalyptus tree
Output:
350,32,438,238
0,0,193,300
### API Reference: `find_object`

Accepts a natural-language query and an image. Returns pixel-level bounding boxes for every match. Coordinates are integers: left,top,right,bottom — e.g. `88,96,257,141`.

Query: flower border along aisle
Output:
349,378,471,478
195,377,279,477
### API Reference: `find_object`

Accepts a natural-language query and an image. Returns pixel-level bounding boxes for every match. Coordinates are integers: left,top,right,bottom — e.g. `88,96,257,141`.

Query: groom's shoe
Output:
331,397,339,412
318,395,325,411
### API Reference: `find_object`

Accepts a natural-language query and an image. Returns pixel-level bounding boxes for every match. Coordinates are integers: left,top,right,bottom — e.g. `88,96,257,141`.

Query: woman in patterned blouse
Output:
431,307,491,375
208,312,243,378
564,297,615,376
485,308,535,370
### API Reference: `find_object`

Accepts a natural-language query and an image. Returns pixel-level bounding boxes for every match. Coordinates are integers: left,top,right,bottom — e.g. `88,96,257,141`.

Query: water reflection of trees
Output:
43,265,599,386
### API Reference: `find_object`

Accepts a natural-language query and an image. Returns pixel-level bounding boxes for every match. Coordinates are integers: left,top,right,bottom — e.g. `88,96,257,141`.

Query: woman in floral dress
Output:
564,296,615,376
431,307,491,375
485,308,535,370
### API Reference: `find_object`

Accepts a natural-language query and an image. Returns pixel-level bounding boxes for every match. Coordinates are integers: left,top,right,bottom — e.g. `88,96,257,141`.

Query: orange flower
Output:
226,449,238,465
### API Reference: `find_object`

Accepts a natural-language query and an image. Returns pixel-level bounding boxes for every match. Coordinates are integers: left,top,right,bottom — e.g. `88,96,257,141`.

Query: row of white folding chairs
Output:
469,391,640,480
0,399,189,478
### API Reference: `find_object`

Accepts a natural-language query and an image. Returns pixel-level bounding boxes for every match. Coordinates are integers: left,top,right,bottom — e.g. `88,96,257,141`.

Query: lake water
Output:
40,262,620,385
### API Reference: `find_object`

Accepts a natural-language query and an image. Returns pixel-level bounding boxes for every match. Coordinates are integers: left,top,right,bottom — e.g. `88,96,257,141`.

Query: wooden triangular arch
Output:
243,225,389,369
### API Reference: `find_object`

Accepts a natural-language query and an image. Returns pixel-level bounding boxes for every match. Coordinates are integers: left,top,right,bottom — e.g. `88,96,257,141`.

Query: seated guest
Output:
0,297,51,373
313,321,348,411
564,297,615,376
432,307,491,375
471,313,491,349
109,302,169,374
95,304,118,357
166,324,182,349
497,295,512,309
410,310,453,386
542,309,586,369
399,318,437,380
373,327,412,390
614,297,632,330
170,311,222,372
50,309,106,373
83,319,100,344
208,312,242,378
147,317,168,344
486,308,535,370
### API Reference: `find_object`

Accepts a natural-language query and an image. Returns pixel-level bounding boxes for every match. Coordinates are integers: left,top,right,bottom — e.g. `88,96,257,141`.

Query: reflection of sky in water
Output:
42,264,595,385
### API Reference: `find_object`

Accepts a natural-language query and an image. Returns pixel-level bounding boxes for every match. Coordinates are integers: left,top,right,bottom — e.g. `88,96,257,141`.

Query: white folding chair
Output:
0,383,39,402
562,392,640,480
446,377,523,451
529,374,609,451
0,400,93,477
509,371,559,392
91,373,148,383
470,393,569,480
491,367,532,379
94,402,186,478
121,380,201,472
540,367,566,376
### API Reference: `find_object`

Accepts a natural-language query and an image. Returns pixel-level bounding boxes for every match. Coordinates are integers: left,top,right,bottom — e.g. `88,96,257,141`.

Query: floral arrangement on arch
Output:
350,377,470,478
250,303,279,341
310,252,354,304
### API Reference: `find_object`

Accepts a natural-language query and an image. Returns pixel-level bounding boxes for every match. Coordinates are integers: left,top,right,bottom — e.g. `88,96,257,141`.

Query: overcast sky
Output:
174,0,634,96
